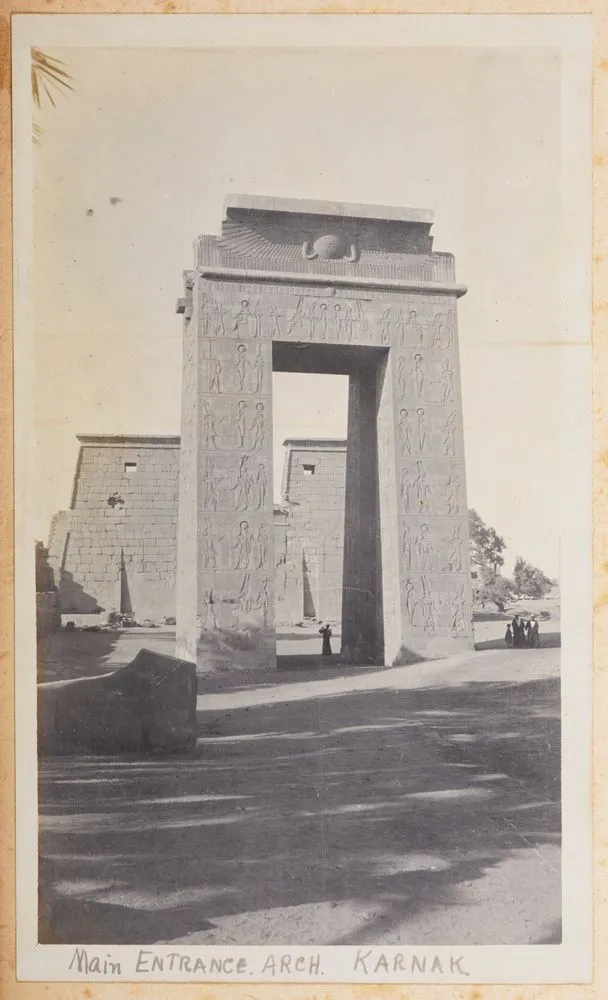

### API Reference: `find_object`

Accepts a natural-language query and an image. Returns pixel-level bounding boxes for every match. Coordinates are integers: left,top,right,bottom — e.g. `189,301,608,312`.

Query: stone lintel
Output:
283,438,348,450
198,265,467,299
76,434,181,448
224,193,434,228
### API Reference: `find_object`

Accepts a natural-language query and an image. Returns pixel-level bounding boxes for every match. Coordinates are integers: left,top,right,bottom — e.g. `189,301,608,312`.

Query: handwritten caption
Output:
68,947,470,980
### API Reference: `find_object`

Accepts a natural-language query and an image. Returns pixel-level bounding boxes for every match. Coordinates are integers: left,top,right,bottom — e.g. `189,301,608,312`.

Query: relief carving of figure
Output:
276,552,287,598
416,408,430,453
211,298,226,337
338,303,354,342
399,408,412,456
200,295,211,337
256,463,268,509
447,523,464,572
256,522,269,569
253,577,271,626
451,584,467,632
201,519,217,570
404,579,416,623
396,308,407,347
402,522,413,570
234,572,253,617
380,307,392,345
333,304,344,341
233,344,248,392
233,456,254,510
446,467,463,515
400,466,415,511
202,399,221,450
415,461,433,512
442,411,458,456
317,302,329,341
232,299,253,335
201,460,219,511
415,312,426,349
416,522,433,573
251,401,265,451
201,588,218,631
440,359,456,403
433,313,451,349
207,352,223,393
252,301,263,339
418,576,436,630
400,308,422,347
307,301,319,340
397,356,407,399
354,300,369,340
249,345,265,393
413,353,426,398
270,305,283,339
232,519,253,570
236,400,248,449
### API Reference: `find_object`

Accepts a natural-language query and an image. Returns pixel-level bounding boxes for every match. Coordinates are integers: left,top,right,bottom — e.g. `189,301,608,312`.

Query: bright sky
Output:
32,44,565,577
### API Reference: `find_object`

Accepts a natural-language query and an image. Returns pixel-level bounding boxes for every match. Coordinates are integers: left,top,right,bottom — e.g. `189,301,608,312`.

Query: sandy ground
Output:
38,599,561,947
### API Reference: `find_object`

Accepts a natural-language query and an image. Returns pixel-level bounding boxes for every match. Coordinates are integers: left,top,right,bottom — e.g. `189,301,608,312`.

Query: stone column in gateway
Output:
175,267,275,670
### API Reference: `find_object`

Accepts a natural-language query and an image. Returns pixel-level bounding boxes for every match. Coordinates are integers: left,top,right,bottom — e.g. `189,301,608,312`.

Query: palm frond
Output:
32,48,72,80
31,47,73,109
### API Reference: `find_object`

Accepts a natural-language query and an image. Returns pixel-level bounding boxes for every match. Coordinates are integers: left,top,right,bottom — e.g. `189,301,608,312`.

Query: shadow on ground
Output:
475,631,561,652
38,630,122,683
39,663,561,946
37,630,177,683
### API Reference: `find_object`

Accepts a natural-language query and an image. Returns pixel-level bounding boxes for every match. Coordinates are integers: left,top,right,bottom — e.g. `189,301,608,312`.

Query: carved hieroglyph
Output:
202,397,269,452
197,279,457,350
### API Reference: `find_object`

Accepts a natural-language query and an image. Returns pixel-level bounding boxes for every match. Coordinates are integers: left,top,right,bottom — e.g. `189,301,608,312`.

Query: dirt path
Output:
39,644,560,947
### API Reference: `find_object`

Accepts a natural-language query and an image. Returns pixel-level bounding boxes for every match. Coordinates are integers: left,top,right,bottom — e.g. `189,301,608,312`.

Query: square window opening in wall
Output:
303,464,316,476
124,462,137,475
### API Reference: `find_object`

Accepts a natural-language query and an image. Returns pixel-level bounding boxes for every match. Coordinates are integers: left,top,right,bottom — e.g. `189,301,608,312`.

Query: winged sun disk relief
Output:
301,233,360,263
216,220,430,262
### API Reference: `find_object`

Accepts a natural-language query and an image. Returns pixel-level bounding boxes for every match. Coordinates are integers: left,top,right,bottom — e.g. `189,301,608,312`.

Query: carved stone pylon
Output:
176,195,474,669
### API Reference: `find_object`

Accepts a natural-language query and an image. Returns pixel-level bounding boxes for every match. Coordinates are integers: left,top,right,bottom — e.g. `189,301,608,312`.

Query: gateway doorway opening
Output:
272,343,389,666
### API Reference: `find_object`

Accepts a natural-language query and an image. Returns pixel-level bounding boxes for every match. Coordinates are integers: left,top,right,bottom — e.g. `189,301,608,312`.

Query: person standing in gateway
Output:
319,623,333,657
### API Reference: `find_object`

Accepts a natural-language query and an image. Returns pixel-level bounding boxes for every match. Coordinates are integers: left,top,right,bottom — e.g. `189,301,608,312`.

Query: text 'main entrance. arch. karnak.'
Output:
175,195,473,670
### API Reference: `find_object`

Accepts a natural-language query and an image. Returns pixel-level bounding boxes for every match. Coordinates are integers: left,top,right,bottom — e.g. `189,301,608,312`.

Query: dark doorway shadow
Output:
302,552,316,619
120,548,133,615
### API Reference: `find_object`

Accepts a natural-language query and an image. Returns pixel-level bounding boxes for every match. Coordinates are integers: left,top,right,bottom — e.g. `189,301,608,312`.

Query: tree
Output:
475,565,514,613
480,576,514,613
469,509,506,573
512,557,554,600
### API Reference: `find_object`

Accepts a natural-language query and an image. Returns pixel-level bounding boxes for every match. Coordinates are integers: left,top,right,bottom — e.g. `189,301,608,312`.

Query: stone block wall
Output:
277,440,347,623
48,436,180,621
48,435,347,629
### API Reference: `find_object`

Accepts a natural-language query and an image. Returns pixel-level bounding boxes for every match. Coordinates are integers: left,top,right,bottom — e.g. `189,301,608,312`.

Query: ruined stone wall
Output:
49,437,180,621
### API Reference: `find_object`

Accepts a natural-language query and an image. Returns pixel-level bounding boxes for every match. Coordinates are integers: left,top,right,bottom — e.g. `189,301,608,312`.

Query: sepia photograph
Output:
11,13,592,986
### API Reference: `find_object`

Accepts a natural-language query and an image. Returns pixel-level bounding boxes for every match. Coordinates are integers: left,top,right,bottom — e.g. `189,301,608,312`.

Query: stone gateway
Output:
175,195,473,669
